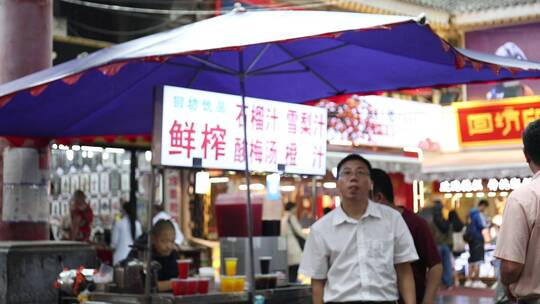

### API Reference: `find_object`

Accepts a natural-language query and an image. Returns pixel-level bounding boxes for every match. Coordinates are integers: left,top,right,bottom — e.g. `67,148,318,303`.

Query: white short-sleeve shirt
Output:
299,201,418,303
111,216,143,265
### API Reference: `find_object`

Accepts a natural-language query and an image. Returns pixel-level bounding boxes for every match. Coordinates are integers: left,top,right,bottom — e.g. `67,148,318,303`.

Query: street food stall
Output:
3,7,540,304
142,85,327,301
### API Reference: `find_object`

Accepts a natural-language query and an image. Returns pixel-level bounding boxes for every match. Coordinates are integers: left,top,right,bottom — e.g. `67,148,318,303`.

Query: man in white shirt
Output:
299,154,418,304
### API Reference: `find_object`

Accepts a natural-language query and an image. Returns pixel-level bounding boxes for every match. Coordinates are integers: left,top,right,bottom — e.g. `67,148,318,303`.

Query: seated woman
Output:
150,219,180,291
128,219,179,292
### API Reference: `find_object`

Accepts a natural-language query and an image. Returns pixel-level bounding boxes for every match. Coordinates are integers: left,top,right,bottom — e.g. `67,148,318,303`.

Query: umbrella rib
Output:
276,44,342,94
246,43,272,73
165,61,232,75
247,42,348,75
250,69,309,76
187,55,238,75
187,54,212,88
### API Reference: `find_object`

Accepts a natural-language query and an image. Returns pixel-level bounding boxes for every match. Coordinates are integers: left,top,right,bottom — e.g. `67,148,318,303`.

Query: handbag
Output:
288,216,305,250
452,229,466,253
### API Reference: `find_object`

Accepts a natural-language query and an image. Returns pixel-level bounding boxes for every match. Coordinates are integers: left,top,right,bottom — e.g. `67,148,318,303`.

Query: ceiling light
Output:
323,182,336,189
210,177,229,183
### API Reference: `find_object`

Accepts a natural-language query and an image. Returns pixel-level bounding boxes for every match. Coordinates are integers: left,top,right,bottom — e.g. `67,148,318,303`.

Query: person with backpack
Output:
465,199,489,288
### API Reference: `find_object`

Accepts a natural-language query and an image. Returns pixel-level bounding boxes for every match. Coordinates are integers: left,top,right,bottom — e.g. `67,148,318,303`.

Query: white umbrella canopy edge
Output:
0,10,416,98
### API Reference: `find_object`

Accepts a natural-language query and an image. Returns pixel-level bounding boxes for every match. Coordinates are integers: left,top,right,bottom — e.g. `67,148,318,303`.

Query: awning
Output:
421,148,531,181
326,151,422,182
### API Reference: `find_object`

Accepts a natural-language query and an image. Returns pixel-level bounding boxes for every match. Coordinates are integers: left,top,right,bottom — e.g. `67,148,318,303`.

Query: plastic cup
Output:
255,275,267,290
197,277,210,294
267,274,277,289
177,259,192,279
224,257,238,276
198,267,214,277
198,267,215,292
171,278,180,295
186,278,198,295
259,256,272,274
221,276,234,292
172,278,187,296
233,275,246,292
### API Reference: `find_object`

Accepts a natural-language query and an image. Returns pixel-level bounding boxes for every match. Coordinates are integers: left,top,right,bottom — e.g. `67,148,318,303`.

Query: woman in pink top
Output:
70,190,93,242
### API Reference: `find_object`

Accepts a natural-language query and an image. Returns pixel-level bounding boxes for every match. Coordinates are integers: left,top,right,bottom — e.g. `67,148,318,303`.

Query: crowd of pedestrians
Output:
297,118,540,304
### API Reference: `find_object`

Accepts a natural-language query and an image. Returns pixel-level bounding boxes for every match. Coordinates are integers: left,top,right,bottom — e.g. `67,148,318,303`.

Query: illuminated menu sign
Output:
152,86,327,175
454,96,540,147
316,95,444,151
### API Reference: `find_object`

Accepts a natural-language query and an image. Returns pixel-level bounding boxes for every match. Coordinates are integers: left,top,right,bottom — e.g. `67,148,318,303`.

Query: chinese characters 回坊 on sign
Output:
455,96,540,147
153,86,328,175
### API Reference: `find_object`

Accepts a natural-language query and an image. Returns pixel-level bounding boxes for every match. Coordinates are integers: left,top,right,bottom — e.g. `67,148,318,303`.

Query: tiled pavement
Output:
437,286,496,304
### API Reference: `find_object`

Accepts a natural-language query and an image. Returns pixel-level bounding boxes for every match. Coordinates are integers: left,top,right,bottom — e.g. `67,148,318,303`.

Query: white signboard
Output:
153,86,327,175
318,95,444,150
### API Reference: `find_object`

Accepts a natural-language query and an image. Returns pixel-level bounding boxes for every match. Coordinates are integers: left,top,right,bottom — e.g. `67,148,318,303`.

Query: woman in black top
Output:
129,219,179,291
151,220,179,290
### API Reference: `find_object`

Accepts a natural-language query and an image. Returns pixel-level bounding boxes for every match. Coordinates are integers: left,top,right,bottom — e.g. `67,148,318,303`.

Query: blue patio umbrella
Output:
1,8,540,300
1,9,540,138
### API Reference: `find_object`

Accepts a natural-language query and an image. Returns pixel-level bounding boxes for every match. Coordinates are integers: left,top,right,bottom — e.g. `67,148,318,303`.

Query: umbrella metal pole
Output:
311,176,317,221
144,166,157,302
239,51,256,304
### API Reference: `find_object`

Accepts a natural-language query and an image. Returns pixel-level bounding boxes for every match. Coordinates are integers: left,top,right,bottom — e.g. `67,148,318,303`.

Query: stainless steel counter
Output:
256,285,312,304
88,285,311,304
89,291,246,304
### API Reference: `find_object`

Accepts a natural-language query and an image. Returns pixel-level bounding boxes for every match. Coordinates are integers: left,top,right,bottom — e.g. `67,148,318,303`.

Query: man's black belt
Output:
326,301,396,304
517,296,540,304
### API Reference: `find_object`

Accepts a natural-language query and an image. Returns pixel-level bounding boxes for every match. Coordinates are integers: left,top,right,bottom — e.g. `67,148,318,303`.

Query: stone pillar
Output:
0,0,52,83
0,0,53,240
0,143,51,240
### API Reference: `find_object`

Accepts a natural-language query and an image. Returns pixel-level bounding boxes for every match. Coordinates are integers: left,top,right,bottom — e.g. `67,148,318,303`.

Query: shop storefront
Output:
48,144,163,262
423,95,540,218
422,166,531,285
50,146,131,241
421,96,540,285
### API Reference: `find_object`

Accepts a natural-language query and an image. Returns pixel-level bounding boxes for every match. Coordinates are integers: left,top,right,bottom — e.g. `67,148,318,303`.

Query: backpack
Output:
452,230,466,253
449,210,464,232
463,223,475,243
